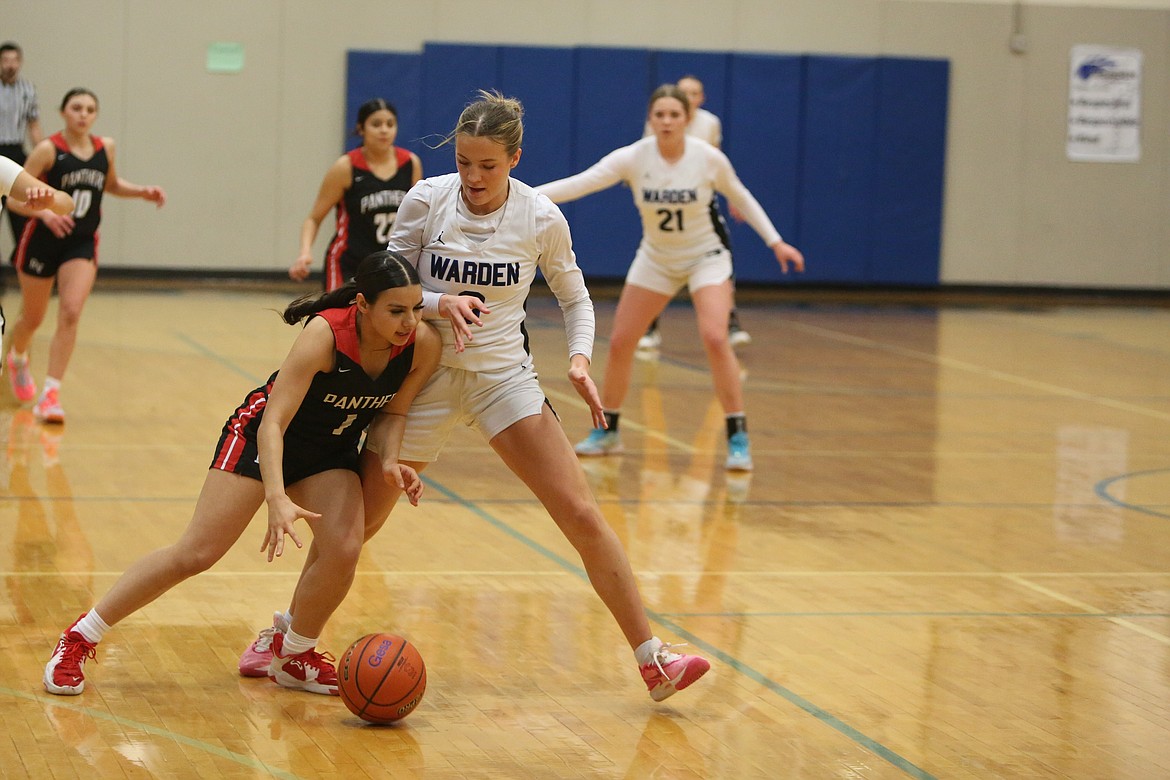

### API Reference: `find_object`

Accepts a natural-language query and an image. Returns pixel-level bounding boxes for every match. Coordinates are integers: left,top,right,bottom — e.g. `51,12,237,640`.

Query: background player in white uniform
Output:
538,84,804,471
638,75,751,350
241,90,711,703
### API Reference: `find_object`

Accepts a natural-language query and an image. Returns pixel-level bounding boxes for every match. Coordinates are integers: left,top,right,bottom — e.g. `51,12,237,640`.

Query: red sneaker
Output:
268,632,338,695
44,614,97,695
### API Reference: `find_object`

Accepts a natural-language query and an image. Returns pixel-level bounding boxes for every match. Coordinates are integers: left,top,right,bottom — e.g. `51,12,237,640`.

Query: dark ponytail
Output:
282,250,419,324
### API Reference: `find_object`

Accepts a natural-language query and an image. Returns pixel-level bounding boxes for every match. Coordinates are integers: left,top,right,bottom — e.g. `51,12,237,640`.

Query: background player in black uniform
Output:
289,98,422,291
42,251,441,698
0,153,73,362
5,88,165,423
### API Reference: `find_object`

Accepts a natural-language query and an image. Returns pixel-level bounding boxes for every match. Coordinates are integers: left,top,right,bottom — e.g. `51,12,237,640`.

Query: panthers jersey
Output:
324,146,414,290
44,132,107,240
212,305,417,474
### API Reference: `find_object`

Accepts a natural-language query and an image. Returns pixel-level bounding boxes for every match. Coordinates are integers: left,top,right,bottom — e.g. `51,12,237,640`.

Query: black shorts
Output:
209,423,360,487
18,224,98,278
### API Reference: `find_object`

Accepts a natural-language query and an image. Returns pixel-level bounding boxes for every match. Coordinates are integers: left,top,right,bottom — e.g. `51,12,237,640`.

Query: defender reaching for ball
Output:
43,251,440,697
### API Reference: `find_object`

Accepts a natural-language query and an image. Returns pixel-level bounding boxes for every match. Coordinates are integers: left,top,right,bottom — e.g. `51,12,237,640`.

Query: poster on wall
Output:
1067,45,1141,162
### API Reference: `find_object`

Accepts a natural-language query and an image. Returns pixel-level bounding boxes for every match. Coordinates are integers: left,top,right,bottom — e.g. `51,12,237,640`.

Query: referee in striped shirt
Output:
1,42,43,267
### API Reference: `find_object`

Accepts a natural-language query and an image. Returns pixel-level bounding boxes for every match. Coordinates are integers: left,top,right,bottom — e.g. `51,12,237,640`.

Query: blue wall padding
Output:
565,47,654,277
498,46,577,186
345,51,422,154
344,44,948,286
651,51,731,127
870,58,950,286
418,43,501,176
724,53,804,282
799,56,879,283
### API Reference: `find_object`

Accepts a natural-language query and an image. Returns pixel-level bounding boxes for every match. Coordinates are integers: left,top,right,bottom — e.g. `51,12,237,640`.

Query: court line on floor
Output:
1095,469,1170,520
0,686,304,780
1004,575,1170,646
781,320,1170,423
423,476,938,780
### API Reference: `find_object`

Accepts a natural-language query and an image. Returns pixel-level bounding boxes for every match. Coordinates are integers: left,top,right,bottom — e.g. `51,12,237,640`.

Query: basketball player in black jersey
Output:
43,251,441,698
5,88,166,424
289,98,423,291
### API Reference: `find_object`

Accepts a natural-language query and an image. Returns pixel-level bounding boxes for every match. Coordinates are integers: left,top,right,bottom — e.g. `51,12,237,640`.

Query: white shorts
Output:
625,246,733,297
394,361,549,462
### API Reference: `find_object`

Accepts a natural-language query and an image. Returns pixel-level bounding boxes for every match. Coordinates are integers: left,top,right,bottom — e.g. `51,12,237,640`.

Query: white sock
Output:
634,637,663,667
281,628,317,657
74,610,111,644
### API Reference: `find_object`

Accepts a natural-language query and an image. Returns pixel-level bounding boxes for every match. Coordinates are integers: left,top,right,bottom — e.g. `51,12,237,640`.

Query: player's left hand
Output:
568,356,605,429
142,185,167,208
387,463,425,506
773,240,805,274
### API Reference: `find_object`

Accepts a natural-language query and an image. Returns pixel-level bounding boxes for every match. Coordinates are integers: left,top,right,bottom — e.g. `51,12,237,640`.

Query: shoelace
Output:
59,635,97,674
651,642,690,679
297,650,338,679
253,625,277,651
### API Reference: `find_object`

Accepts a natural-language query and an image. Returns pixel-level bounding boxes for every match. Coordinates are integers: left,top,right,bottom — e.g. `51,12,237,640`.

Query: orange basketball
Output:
338,633,427,724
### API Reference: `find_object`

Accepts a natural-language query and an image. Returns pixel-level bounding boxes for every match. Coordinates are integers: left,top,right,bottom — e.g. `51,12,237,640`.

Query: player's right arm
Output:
255,317,334,560
291,155,351,281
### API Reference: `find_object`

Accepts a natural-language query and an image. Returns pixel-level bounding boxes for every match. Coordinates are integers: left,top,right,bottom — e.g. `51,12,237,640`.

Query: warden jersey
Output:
324,146,413,289
44,132,108,240
538,136,781,262
212,304,417,472
387,174,595,373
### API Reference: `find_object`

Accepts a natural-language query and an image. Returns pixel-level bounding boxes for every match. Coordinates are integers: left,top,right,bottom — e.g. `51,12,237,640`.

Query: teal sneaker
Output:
574,428,623,456
725,431,753,471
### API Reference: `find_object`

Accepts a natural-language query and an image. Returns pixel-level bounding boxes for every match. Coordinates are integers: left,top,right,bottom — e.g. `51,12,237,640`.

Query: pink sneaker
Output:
640,642,710,702
44,614,98,695
268,633,338,695
6,351,36,403
33,388,65,424
239,611,289,678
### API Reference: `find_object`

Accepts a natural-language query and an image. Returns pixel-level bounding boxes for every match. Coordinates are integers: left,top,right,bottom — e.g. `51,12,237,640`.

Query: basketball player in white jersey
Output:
537,84,804,471
240,90,710,703
638,75,751,350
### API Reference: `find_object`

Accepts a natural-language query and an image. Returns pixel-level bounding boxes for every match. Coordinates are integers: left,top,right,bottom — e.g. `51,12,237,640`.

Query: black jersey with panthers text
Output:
324,146,413,289
212,304,417,472
45,132,108,240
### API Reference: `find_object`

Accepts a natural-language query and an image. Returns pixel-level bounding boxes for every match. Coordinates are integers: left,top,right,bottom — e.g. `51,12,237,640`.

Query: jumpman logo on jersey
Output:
434,231,446,245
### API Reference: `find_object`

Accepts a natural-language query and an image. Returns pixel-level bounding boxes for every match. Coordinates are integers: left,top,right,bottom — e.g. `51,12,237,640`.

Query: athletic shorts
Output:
386,360,551,463
625,246,733,297
17,224,98,279
209,420,360,487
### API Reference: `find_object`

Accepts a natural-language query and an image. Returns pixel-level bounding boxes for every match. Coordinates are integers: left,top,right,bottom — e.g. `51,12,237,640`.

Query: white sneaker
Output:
637,330,662,350
728,324,752,348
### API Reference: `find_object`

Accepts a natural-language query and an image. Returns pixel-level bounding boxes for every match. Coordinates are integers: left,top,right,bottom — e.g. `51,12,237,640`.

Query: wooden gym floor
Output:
1,285,1168,779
